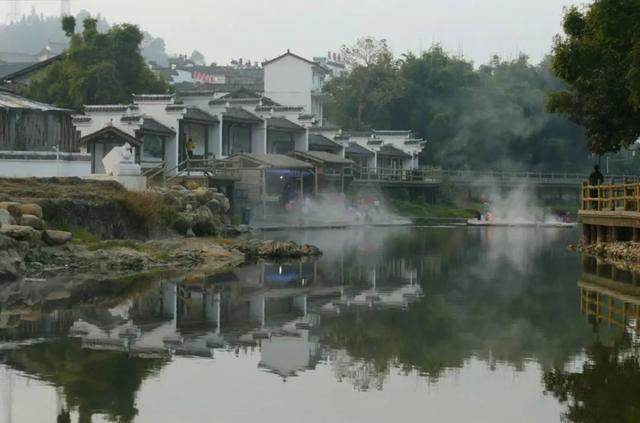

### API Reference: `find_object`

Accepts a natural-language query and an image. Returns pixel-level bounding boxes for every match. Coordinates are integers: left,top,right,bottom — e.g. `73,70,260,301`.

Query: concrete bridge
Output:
352,168,637,188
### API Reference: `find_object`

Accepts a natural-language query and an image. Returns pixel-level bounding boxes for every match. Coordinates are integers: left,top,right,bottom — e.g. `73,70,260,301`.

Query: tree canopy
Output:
324,39,592,172
23,17,171,110
548,0,640,155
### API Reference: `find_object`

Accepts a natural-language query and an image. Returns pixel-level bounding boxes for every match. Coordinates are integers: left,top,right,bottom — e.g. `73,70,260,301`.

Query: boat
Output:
466,218,577,228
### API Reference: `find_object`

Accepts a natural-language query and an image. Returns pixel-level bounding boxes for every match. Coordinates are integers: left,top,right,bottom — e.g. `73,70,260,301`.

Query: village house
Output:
0,89,89,178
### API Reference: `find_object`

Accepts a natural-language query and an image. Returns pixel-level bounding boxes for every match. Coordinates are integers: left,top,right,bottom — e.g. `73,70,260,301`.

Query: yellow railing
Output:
581,180,640,212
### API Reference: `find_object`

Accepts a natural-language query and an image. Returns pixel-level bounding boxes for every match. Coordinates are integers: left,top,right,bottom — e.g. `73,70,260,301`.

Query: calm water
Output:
0,226,638,423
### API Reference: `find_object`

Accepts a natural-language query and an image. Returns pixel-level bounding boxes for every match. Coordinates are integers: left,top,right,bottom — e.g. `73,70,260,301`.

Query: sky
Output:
0,0,588,66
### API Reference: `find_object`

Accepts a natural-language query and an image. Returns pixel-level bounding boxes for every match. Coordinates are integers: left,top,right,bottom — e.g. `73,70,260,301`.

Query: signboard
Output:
192,71,226,84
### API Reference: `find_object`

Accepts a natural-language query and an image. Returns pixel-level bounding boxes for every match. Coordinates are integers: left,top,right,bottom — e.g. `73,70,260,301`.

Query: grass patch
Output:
390,199,482,219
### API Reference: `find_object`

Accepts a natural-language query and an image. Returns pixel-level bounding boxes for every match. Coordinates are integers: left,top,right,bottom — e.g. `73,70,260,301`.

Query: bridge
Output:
352,168,639,188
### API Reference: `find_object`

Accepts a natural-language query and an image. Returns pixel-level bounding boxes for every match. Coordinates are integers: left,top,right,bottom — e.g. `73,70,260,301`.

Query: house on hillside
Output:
263,51,330,124
0,54,65,92
0,89,89,177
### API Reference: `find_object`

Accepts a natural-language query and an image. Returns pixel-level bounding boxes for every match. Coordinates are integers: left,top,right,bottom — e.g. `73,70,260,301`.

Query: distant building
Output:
0,54,65,92
313,51,347,80
263,51,330,123
0,89,88,177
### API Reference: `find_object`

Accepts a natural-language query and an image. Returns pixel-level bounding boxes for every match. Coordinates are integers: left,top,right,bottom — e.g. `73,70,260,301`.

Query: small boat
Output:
466,219,577,228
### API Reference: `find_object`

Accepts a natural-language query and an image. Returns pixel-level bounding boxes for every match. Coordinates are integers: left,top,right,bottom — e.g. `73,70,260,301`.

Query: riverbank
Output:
389,198,482,219
0,178,324,283
573,241,640,273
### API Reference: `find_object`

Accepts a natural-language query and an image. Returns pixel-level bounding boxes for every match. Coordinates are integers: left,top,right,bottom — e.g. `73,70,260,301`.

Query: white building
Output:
263,51,330,124
0,89,90,178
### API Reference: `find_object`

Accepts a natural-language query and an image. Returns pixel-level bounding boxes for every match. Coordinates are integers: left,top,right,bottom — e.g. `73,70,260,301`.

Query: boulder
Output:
20,214,45,230
192,206,217,237
0,202,21,217
237,239,322,258
0,234,27,282
171,184,188,192
193,187,214,203
0,209,12,227
212,193,230,212
20,203,43,219
42,230,73,246
206,198,224,214
0,225,41,245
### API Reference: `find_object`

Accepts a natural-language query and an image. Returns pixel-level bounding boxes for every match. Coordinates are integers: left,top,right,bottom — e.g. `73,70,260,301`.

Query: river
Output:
0,225,637,422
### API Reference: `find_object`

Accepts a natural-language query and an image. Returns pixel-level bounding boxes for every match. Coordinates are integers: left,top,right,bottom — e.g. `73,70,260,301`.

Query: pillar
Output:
582,224,591,245
597,225,605,243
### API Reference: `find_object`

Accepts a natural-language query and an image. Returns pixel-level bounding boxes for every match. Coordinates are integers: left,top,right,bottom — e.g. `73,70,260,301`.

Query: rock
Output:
0,202,21,217
0,209,12,227
20,203,43,219
192,206,217,237
206,198,224,214
19,214,45,230
171,184,187,192
42,230,73,246
212,193,230,212
193,187,214,202
237,239,322,258
0,225,41,245
0,234,27,282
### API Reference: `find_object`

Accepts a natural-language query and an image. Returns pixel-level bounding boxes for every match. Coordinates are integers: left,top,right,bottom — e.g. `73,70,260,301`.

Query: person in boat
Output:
588,165,604,210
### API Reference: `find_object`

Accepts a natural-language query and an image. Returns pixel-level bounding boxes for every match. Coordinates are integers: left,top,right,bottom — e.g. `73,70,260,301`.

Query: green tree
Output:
23,17,170,110
61,15,75,37
548,1,640,155
324,37,405,129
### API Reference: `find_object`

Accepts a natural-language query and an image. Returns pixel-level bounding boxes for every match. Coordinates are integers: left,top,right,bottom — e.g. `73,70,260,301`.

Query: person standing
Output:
186,138,196,159
588,164,604,210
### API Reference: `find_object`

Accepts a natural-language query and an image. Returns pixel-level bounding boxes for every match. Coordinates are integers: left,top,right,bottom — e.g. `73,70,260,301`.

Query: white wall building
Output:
263,51,329,124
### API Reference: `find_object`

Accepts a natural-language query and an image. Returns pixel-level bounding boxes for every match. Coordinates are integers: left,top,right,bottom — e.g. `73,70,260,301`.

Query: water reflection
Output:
542,255,640,423
0,226,632,422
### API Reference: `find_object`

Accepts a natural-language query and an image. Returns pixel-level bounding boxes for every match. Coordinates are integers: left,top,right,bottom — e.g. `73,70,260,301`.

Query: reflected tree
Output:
2,339,167,423
544,336,640,423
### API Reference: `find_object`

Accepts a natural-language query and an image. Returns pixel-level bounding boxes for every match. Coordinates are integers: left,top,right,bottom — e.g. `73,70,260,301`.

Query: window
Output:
142,134,164,161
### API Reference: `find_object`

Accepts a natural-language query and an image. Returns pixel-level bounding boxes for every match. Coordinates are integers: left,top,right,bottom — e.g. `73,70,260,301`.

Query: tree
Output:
324,37,404,129
324,36,593,172
190,50,206,66
61,15,75,37
548,1,640,155
23,17,171,110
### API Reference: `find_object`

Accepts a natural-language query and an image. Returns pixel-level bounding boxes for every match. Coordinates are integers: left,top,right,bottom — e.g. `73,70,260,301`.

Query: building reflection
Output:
579,255,640,340
0,255,422,392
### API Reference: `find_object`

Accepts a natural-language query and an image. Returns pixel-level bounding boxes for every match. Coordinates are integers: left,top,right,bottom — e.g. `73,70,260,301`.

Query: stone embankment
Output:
0,178,323,284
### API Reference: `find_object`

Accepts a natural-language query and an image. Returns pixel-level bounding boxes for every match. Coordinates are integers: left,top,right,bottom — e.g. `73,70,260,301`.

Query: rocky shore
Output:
573,241,640,272
0,178,323,284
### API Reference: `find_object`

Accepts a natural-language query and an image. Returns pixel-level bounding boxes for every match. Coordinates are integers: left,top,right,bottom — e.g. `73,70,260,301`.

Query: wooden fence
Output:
581,180,640,212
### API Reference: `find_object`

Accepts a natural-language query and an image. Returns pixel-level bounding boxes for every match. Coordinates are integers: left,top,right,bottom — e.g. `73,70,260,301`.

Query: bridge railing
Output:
581,180,640,212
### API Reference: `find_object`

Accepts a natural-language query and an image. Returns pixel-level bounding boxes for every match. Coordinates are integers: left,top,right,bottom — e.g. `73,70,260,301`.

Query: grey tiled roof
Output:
183,107,219,124
293,150,352,165
308,134,342,152
223,107,262,123
377,144,411,158
231,153,313,169
266,117,304,131
0,89,70,112
140,117,176,136
345,142,374,157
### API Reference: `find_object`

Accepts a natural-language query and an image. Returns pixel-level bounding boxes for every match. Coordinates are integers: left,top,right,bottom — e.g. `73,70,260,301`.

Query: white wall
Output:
251,122,267,155
264,55,312,114
0,155,91,177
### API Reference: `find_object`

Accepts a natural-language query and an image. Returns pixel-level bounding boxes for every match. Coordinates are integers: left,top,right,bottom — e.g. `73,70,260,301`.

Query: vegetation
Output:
389,198,481,219
0,9,169,68
549,0,640,156
325,38,593,172
23,16,170,110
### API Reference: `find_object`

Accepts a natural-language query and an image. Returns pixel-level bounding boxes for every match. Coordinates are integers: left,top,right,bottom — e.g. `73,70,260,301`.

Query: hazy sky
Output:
1,0,587,66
